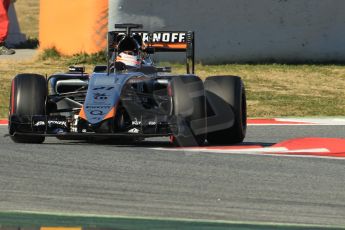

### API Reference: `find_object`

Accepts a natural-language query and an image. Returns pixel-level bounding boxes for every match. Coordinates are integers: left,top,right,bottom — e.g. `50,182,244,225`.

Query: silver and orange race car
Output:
8,24,247,146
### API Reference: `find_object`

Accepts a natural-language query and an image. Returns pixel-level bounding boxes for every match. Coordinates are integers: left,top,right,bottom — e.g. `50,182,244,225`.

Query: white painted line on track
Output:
277,118,345,125
248,118,345,126
157,147,329,154
153,147,345,160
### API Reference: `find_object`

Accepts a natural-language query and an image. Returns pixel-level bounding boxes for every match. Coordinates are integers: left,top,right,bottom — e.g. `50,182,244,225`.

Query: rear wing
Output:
107,29,195,74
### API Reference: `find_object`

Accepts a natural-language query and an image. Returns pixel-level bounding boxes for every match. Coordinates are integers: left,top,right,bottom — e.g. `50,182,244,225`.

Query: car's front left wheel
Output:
9,74,47,143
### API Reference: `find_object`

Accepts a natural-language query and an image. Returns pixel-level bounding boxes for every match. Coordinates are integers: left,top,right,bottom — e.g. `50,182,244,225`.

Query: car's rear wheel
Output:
205,76,247,145
9,74,47,143
170,75,206,147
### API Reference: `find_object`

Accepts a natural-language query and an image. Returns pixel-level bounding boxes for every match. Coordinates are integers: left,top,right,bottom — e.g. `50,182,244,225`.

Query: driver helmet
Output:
116,36,141,68
116,51,141,68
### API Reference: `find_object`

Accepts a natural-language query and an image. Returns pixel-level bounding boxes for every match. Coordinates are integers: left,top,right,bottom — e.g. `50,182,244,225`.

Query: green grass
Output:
65,51,107,65
0,80,10,119
39,47,61,60
38,48,107,65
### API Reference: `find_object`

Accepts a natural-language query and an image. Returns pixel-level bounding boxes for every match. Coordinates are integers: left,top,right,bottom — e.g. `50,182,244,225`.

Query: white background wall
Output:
109,0,345,63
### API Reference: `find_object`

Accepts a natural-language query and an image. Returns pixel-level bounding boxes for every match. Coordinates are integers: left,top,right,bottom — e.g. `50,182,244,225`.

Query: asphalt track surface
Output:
0,49,37,61
0,124,345,227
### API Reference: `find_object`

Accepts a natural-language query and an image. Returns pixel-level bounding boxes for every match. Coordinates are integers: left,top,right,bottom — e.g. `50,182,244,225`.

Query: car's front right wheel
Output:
205,75,247,145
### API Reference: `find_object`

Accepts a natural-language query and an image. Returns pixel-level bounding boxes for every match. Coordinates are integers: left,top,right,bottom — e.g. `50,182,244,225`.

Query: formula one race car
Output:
8,24,247,146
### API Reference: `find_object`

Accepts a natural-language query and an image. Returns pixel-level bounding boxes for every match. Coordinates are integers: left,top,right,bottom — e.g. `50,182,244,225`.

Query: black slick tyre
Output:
170,75,206,147
205,76,247,145
9,74,47,143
